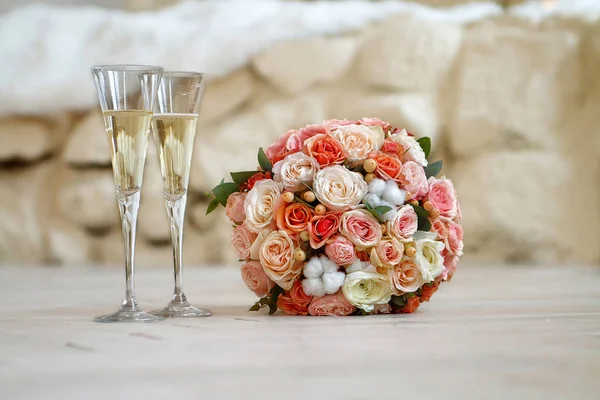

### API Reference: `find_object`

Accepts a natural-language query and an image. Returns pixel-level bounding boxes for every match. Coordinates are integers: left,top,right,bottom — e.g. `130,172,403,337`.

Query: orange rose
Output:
308,212,342,249
276,203,314,234
368,152,402,181
399,295,421,314
419,282,439,302
303,134,347,167
277,280,313,315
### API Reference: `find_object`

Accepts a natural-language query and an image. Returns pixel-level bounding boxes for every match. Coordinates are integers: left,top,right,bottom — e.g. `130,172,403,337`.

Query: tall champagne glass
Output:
91,65,164,323
150,72,212,318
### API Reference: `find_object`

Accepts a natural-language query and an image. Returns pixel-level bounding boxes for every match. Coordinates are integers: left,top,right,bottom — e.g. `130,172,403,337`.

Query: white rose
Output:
331,124,385,162
272,152,319,191
388,129,428,167
342,268,392,312
413,232,445,281
313,165,368,211
244,180,282,233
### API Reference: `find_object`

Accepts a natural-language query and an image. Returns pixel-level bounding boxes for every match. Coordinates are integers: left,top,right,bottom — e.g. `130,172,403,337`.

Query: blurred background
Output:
0,0,598,268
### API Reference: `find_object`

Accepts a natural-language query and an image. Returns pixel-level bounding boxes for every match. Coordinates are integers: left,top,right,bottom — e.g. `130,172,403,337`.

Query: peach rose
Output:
259,230,302,290
225,192,246,224
324,234,356,265
276,202,314,234
308,212,342,249
431,218,448,241
231,223,258,260
286,124,328,152
303,134,347,167
368,152,402,181
340,209,382,249
331,124,384,162
400,161,428,200
266,129,295,164
447,222,464,256
308,291,355,316
387,205,418,241
370,237,404,268
241,260,273,297
289,279,312,307
427,176,458,219
388,258,427,294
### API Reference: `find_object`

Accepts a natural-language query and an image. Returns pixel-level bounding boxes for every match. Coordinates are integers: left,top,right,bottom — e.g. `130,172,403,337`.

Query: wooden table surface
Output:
0,265,599,400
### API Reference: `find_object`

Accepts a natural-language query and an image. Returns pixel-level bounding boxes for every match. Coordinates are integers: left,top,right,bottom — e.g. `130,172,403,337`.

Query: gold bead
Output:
409,200,419,207
405,246,417,258
429,208,440,219
300,231,310,242
302,191,316,203
315,204,327,215
283,191,294,203
363,159,377,173
364,173,376,183
423,201,433,211
294,248,307,262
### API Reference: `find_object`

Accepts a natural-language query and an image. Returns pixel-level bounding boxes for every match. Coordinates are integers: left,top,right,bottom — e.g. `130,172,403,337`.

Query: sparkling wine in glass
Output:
91,65,164,323
150,72,212,318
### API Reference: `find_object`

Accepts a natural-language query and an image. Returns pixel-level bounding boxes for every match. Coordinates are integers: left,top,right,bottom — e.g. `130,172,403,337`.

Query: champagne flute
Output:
150,72,212,318
91,65,164,323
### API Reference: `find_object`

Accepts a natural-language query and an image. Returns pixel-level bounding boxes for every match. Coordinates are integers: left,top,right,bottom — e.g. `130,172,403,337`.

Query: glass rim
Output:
91,64,163,73
161,71,204,78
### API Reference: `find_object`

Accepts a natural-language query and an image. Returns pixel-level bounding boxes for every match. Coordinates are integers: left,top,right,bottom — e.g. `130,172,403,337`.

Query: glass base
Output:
150,300,212,318
94,305,165,323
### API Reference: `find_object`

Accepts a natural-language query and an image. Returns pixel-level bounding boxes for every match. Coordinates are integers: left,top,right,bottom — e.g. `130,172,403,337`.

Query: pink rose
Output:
324,235,356,265
447,222,464,256
323,118,357,129
387,205,418,241
442,254,459,281
400,161,428,200
231,223,258,260
225,192,246,224
358,117,391,132
427,177,458,219
286,124,328,152
308,291,355,316
339,210,382,249
266,130,295,164
240,261,273,297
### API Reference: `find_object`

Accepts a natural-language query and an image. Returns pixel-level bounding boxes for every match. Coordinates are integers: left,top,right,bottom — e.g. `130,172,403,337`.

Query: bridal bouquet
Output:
207,118,463,316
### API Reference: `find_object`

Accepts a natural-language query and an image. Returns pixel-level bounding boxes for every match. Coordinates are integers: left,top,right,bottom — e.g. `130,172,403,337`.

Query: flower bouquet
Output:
207,118,463,316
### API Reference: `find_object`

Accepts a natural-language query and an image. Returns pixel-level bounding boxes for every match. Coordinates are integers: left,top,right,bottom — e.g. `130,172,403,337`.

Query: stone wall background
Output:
1,0,599,267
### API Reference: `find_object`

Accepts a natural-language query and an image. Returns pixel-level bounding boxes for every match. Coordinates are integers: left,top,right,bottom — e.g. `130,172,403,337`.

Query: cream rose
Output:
272,152,319,191
313,165,368,211
249,228,272,260
413,232,445,282
370,237,404,268
331,124,384,162
259,230,301,290
388,258,427,294
388,129,428,167
244,180,283,232
342,261,391,312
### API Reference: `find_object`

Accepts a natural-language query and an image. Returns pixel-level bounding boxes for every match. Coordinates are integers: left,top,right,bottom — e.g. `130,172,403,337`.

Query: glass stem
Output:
117,191,141,311
165,193,188,304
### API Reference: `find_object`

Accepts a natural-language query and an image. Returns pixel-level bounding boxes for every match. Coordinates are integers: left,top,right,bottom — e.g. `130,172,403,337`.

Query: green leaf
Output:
410,204,431,231
404,292,416,299
230,171,258,185
373,206,393,216
212,182,240,206
249,303,261,312
294,196,315,209
417,137,431,159
391,295,406,307
258,147,272,172
424,160,442,178
205,198,220,215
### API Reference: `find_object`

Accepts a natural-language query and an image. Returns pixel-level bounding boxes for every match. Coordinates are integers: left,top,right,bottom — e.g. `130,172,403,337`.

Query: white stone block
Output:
63,111,111,166
0,118,53,162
